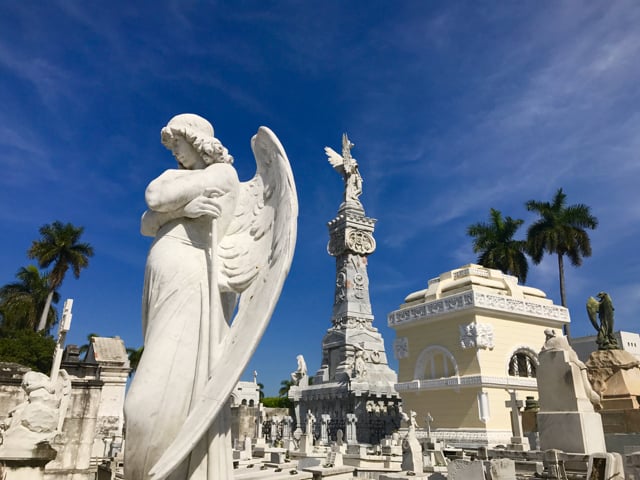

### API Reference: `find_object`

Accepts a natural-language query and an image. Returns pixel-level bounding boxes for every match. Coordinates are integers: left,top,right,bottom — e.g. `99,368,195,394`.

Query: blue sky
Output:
1,1,638,396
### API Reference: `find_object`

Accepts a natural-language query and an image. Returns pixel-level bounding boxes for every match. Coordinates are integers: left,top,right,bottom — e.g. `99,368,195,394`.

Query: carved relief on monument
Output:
394,337,409,359
388,290,569,327
346,228,376,255
334,270,347,305
459,322,495,350
353,272,365,299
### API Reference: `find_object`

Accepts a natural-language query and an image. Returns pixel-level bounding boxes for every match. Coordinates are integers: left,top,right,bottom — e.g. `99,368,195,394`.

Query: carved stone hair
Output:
161,113,234,165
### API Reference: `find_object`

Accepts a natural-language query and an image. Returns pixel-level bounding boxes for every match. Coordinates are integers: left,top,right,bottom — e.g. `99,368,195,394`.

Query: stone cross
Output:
505,390,524,442
346,413,358,444
305,411,316,437
320,414,331,445
425,412,434,438
50,298,73,384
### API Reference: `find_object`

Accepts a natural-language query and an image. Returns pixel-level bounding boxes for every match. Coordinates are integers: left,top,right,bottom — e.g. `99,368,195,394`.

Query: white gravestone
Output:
486,458,516,480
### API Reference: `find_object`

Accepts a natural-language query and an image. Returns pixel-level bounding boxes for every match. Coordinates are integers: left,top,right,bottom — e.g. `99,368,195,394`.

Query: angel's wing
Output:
325,146,345,174
586,296,600,332
148,127,297,480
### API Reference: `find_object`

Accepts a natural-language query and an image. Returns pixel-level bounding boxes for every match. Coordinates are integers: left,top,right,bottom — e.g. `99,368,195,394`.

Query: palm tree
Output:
467,208,529,283
27,221,94,332
127,346,144,377
526,188,598,336
257,382,265,401
279,379,295,398
79,332,100,357
0,266,59,332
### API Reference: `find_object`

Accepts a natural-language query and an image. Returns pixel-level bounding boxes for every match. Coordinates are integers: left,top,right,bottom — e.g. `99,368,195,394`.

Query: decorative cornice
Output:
395,374,538,392
388,291,569,327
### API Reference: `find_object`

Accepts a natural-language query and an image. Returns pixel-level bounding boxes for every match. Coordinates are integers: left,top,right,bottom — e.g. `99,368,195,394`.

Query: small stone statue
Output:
290,354,308,386
0,370,70,454
325,133,363,208
586,292,619,350
352,347,367,379
400,410,423,473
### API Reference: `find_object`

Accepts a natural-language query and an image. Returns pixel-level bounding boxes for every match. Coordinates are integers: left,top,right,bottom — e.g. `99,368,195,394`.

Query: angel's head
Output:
161,114,234,168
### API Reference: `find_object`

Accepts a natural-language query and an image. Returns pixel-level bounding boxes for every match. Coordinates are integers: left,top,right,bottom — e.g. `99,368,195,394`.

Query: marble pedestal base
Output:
538,411,606,454
0,443,57,480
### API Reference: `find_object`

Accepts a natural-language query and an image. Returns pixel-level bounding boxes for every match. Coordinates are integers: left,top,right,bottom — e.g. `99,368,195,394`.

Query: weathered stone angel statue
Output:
586,291,619,350
0,370,70,456
290,354,308,386
325,133,363,208
123,114,297,480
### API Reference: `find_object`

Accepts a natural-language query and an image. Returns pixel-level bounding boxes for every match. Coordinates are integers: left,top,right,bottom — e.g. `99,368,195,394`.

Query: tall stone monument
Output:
536,329,606,454
289,134,401,445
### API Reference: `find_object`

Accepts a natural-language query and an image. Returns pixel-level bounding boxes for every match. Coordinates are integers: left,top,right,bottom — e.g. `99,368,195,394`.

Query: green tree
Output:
526,188,598,336
0,266,59,332
0,327,56,372
261,397,292,408
126,346,144,377
279,379,295,398
28,221,94,331
467,208,529,283
257,382,265,401
79,332,100,356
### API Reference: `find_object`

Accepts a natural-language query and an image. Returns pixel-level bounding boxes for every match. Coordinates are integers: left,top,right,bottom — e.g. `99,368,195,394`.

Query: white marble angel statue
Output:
123,114,297,480
325,133,363,207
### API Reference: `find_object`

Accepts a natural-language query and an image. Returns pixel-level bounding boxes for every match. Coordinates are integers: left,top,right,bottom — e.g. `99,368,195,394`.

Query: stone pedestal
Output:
0,443,57,480
537,412,605,454
289,180,401,445
587,349,640,410
537,345,606,454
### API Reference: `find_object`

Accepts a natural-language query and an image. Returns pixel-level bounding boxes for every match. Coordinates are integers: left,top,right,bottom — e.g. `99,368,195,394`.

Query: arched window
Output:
414,346,459,380
508,348,538,378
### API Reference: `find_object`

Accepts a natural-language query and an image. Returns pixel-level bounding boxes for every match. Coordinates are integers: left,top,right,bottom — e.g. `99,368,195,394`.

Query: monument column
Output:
289,134,401,446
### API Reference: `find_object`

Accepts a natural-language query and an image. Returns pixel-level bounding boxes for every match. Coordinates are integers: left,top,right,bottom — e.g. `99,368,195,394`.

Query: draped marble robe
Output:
124,162,239,480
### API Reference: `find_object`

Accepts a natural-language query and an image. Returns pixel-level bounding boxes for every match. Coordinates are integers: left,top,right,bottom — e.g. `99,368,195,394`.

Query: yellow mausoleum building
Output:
387,264,569,447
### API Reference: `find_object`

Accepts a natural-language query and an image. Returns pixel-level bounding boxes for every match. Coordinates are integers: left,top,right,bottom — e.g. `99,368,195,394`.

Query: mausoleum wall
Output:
389,264,568,448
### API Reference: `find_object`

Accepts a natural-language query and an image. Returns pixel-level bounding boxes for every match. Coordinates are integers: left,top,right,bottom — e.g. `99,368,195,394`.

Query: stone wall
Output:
231,404,258,443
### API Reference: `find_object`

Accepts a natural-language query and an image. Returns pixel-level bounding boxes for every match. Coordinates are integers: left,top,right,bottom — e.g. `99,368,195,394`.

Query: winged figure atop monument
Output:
325,133,363,208
586,291,619,350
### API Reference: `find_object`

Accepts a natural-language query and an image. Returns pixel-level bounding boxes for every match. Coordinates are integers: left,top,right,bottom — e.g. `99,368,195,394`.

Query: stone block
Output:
447,459,485,480
486,458,515,480
625,451,640,480
538,411,606,454
270,448,287,464
586,452,624,480
303,465,355,479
